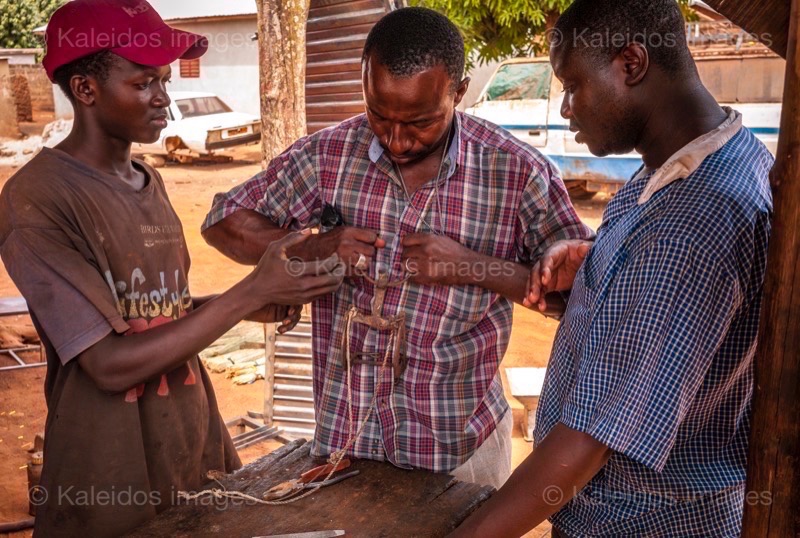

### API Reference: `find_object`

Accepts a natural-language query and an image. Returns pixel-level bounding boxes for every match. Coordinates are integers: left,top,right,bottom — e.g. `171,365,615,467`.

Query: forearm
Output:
451,423,611,538
202,209,290,265
459,251,530,304
78,277,261,392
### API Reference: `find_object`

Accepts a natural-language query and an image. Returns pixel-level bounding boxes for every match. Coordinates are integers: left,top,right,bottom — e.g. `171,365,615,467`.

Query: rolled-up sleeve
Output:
515,161,595,264
202,135,322,232
560,238,739,472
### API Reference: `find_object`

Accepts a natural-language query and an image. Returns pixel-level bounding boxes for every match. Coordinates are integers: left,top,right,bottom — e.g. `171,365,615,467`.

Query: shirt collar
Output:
637,106,742,205
367,111,462,180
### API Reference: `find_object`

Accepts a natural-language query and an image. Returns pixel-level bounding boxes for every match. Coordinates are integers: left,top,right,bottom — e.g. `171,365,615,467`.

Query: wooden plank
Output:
306,102,364,115
306,81,362,96
307,23,382,42
126,440,493,537
306,91,363,103
742,0,800,535
309,0,384,19
308,8,384,33
704,0,789,58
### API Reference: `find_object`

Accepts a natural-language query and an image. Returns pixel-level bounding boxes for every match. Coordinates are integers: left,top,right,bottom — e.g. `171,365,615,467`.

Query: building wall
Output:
168,18,260,115
0,60,20,137
10,65,54,114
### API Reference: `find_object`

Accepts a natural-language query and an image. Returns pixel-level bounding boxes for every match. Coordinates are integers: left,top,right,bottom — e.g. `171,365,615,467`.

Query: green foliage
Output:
0,0,65,49
411,0,698,68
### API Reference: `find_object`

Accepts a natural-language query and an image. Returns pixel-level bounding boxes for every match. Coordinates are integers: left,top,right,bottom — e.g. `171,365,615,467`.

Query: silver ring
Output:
355,253,367,270
404,258,416,274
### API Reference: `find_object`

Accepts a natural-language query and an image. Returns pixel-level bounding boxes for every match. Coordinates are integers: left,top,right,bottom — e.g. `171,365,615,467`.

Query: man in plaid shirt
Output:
454,0,773,536
203,7,590,488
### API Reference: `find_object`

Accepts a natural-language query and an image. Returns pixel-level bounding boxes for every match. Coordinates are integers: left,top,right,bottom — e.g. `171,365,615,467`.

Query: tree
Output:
0,0,64,49
256,0,310,166
411,0,697,66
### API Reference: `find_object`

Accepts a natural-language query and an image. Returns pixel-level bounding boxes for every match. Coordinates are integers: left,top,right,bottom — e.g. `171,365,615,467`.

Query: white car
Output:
135,91,261,156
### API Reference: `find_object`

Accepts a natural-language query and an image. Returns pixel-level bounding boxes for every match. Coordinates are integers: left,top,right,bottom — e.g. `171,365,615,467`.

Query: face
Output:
362,56,468,165
87,56,171,144
550,45,643,157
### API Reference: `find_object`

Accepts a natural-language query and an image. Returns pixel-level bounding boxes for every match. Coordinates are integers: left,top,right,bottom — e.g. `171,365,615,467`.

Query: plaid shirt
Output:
204,112,590,471
536,114,774,536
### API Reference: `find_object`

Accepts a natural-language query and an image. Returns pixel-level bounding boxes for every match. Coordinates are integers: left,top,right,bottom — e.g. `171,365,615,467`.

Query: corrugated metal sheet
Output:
305,0,393,133
704,0,789,59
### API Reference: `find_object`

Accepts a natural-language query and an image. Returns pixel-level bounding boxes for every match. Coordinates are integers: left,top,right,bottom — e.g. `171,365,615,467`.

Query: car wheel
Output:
564,180,597,200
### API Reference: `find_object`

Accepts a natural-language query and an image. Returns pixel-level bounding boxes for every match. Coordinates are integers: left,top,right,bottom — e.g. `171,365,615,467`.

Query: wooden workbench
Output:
128,439,493,537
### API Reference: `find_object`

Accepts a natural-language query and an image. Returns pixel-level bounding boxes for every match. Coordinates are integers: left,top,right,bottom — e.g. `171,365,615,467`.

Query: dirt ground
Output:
0,135,608,536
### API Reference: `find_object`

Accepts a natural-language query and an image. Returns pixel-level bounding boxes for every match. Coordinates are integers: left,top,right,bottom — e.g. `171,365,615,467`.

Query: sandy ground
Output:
0,138,608,536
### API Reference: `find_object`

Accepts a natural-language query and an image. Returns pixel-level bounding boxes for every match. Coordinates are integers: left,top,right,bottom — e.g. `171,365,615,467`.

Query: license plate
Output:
226,126,249,137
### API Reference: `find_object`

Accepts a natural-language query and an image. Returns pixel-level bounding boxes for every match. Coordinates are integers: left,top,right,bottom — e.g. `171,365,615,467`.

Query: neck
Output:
56,116,136,179
635,77,727,170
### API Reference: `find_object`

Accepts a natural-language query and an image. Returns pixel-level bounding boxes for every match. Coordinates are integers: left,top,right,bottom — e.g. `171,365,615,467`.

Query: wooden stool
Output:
506,367,547,442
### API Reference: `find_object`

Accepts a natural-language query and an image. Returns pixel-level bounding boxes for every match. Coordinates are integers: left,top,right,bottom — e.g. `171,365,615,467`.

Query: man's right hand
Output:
288,226,386,276
247,230,345,307
524,239,592,312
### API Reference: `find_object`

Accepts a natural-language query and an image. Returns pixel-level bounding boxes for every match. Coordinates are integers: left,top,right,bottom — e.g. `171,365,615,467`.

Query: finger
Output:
275,229,313,259
539,248,567,287
349,228,382,245
527,263,543,304
400,233,430,247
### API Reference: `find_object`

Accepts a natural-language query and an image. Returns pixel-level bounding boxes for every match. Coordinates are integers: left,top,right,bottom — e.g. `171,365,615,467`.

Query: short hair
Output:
53,50,117,102
554,0,692,74
362,7,465,90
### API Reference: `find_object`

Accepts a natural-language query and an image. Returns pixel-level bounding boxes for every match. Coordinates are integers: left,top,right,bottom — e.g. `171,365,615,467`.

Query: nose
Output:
153,82,170,108
385,123,412,156
560,92,572,120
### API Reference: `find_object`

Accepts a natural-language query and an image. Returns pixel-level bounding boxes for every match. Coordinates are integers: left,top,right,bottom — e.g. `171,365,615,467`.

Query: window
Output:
179,58,200,78
175,97,233,118
484,62,553,101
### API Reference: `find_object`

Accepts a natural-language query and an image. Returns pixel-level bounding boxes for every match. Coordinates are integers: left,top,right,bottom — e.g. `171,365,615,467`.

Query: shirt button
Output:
371,449,379,455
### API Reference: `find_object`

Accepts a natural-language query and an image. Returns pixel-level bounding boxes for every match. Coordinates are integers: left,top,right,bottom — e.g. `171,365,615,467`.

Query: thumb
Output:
276,229,312,259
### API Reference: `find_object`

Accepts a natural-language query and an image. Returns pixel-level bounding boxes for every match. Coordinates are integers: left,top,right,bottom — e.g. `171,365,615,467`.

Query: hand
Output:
248,230,344,307
524,239,592,312
401,233,474,286
287,226,386,276
245,305,302,334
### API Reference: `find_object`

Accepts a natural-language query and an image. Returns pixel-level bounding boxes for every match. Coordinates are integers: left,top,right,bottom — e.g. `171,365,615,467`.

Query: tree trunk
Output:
742,0,800,535
256,0,310,166
255,0,310,425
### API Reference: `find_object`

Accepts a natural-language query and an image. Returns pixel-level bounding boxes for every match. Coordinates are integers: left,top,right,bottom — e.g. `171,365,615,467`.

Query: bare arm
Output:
203,208,387,272
78,232,343,393
401,233,565,314
449,423,611,538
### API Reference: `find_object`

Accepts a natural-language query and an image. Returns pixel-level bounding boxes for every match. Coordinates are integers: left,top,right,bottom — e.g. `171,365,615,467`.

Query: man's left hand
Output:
401,233,475,286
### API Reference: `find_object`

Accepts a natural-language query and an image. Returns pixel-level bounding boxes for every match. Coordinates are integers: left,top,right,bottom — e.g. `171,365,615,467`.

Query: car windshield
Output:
484,62,553,101
175,96,233,118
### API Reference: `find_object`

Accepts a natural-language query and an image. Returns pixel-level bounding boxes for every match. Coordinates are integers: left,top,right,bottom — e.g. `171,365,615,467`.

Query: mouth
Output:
151,114,168,128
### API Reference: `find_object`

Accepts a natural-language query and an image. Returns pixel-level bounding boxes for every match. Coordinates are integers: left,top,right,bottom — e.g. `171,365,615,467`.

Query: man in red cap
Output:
0,1,343,536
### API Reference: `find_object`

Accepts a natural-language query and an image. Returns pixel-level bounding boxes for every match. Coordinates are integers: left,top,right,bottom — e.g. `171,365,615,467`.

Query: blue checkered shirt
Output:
535,125,774,536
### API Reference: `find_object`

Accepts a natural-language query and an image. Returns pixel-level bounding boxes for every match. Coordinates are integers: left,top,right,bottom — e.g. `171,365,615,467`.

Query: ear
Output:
69,75,97,106
453,77,470,108
620,42,649,86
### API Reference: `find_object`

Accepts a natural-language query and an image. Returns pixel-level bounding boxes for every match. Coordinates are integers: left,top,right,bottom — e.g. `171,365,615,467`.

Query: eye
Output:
137,80,153,90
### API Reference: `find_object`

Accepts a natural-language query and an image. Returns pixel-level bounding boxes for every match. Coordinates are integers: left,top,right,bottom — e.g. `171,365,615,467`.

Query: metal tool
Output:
263,458,358,501
252,530,345,538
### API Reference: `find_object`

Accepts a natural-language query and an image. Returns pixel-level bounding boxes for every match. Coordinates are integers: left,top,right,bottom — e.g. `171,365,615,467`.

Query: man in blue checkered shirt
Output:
452,0,774,536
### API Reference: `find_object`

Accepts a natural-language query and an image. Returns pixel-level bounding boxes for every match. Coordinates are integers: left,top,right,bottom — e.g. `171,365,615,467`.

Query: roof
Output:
145,0,257,22
0,48,41,56
705,0,789,58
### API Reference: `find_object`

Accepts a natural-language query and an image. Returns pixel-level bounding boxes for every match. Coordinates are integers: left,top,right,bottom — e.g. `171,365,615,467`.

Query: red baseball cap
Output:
42,0,208,82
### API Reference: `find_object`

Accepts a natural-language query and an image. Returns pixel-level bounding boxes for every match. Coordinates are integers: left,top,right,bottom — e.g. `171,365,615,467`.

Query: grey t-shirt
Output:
0,148,241,537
